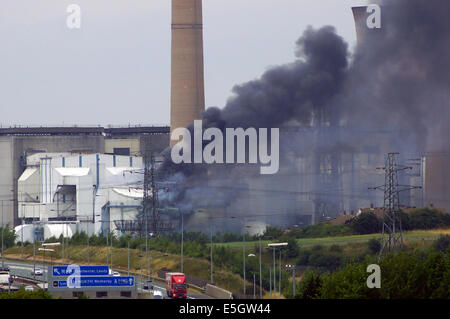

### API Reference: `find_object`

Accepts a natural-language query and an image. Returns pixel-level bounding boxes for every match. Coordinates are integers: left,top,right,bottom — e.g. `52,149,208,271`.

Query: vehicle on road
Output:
32,268,43,276
108,269,120,276
153,290,164,299
0,269,10,284
165,272,187,299
143,281,153,290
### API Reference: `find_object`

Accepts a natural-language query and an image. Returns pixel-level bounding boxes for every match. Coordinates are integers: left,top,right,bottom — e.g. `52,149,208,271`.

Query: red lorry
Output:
165,272,187,299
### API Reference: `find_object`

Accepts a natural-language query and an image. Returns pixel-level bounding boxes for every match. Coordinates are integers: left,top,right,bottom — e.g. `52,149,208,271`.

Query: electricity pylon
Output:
370,153,421,260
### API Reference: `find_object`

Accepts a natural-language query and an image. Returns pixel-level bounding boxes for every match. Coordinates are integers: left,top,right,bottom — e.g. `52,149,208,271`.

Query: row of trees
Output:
291,236,450,299
344,208,450,235
275,208,450,241
0,287,53,299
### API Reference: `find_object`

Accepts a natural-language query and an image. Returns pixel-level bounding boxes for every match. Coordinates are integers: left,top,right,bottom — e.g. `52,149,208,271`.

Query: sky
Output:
0,0,369,127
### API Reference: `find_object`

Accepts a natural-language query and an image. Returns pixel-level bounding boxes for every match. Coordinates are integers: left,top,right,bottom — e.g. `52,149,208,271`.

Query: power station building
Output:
0,126,169,232
15,152,144,242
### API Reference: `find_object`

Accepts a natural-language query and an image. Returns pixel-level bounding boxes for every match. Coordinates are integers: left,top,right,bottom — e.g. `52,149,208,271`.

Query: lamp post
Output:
65,221,71,263
254,272,256,299
88,185,100,266
285,264,297,297
39,243,59,285
87,230,90,266
267,242,288,299
248,253,256,299
1,197,14,268
33,225,36,279
106,229,109,267
259,236,262,299
1,201,3,268
110,232,113,270
279,250,282,297
269,267,272,298
99,219,111,269
243,224,246,296
230,216,251,296
167,208,184,272
210,224,214,284
21,218,24,259
181,210,183,273
1,200,5,268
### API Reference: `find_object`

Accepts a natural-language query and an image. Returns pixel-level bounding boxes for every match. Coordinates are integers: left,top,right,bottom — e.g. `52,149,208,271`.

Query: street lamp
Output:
181,211,184,273
259,236,262,299
210,224,214,284
39,244,58,284
99,219,112,269
269,267,272,298
267,242,288,299
248,253,256,299
21,216,24,259
230,216,252,296
1,199,14,268
285,264,297,297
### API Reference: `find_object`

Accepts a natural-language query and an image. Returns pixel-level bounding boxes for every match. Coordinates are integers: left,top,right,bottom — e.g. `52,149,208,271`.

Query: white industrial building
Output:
15,152,144,242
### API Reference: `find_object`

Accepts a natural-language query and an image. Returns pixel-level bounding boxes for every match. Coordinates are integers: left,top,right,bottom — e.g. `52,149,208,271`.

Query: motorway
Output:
2,260,212,299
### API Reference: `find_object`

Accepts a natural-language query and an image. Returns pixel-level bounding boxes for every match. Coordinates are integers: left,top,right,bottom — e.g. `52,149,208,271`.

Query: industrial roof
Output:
0,126,169,136
106,167,134,175
55,167,90,176
112,188,143,198
18,167,38,181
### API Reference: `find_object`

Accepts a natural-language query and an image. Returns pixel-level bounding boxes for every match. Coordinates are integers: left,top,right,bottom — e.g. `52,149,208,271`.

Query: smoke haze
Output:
159,0,450,231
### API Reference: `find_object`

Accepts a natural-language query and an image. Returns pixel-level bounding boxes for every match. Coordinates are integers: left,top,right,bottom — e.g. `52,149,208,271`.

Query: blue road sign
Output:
52,265,109,277
59,276,135,287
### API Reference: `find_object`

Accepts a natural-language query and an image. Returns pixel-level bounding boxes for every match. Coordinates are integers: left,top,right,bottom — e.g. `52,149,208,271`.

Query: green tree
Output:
286,239,299,258
367,238,381,255
295,271,322,299
433,235,450,253
348,212,381,234
0,225,16,249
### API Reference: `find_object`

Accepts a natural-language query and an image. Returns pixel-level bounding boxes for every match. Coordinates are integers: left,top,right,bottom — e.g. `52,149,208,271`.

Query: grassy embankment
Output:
5,228,449,295
218,228,450,248
4,244,246,293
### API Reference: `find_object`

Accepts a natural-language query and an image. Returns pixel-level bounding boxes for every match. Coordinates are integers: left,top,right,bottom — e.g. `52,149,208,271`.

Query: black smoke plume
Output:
158,0,450,231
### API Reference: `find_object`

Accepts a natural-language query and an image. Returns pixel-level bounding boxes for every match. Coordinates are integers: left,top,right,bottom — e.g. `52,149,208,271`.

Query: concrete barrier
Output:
205,284,233,299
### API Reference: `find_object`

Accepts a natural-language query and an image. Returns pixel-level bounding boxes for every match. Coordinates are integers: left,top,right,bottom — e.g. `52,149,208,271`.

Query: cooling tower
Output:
170,0,205,145
352,6,384,45
352,6,368,44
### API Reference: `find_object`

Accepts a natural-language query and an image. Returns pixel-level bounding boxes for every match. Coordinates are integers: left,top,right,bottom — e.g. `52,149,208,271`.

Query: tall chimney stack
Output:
170,0,205,145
